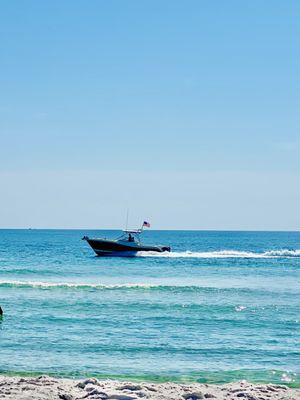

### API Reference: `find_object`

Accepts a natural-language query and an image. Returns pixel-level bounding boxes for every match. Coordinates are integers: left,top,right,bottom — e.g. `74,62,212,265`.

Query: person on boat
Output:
128,233,134,242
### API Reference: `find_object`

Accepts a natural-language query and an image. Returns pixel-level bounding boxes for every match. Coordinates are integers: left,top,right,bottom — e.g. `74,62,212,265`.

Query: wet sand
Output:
0,376,299,399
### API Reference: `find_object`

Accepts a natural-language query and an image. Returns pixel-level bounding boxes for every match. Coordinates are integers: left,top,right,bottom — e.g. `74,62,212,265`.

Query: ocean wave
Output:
0,281,297,295
0,281,247,291
137,249,300,258
0,281,156,290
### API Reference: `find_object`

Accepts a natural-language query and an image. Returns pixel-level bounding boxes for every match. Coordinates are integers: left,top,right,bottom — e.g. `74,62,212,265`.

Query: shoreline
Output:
1,370,298,387
0,375,299,400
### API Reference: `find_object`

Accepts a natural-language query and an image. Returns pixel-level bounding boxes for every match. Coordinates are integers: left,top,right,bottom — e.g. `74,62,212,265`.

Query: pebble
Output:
183,391,204,400
108,395,137,400
118,384,143,391
58,394,73,400
204,394,216,398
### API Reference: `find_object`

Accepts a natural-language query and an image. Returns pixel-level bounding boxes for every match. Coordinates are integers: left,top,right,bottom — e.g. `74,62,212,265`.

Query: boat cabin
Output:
118,229,142,243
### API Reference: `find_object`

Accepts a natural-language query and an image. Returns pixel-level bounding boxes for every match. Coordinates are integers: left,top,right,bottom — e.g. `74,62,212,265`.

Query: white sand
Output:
0,376,299,400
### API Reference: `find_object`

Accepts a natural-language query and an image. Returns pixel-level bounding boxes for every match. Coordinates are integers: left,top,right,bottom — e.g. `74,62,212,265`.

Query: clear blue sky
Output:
1,1,299,229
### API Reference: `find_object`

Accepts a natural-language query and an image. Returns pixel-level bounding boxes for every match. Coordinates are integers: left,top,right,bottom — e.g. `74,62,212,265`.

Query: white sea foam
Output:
137,249,300,258
0,280,297,295
235,305,247,312
0,281,156,289
263,249,300,257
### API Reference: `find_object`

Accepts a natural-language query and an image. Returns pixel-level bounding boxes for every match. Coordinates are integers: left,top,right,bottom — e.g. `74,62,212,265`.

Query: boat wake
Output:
137,249,300,258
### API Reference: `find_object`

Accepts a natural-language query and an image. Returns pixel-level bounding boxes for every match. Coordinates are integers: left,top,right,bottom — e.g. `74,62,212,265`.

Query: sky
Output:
0,1,299,230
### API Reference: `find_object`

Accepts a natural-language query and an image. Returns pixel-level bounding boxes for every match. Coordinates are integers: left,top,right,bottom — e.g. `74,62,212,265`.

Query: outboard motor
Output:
161,246,171,252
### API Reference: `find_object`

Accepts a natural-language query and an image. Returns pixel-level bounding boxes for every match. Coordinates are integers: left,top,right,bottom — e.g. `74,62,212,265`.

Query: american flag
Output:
143,221,151,228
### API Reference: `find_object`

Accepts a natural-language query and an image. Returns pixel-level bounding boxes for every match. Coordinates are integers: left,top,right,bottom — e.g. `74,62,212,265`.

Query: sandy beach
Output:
0,376,299,400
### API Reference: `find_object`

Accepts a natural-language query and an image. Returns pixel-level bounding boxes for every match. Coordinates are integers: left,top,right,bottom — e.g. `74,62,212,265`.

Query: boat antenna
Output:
125,208,129,230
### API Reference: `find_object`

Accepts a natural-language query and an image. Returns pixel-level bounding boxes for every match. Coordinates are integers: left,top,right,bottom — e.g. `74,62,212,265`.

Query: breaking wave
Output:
0,281,156,290
137,249,300,258
0,281,298,295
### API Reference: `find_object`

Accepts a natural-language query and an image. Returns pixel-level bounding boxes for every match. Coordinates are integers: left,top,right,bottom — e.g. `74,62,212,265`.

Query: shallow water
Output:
0,230,299,386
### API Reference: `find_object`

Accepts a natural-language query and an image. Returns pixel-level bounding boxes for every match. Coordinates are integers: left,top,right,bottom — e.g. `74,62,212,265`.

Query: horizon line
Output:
0,227,299,233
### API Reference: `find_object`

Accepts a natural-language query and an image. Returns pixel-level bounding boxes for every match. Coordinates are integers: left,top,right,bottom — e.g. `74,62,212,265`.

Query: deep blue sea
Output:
0,230,299,386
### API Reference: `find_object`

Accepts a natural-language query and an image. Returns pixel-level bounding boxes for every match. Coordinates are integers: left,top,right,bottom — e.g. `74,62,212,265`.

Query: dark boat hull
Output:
83,237,171,257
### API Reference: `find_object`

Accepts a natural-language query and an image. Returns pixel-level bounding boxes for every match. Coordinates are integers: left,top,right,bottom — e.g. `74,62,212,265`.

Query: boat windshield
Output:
116,230,142,243
128,233,135,242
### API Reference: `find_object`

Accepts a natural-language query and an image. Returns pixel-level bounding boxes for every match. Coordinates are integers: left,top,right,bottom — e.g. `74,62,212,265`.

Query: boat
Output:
82,222,171,257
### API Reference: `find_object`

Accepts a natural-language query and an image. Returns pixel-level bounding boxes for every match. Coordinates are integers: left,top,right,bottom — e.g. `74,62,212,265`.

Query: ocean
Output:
0,229,299,386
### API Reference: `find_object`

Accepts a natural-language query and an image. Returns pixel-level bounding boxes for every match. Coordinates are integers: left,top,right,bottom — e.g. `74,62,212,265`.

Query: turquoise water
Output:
0,230,299,386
